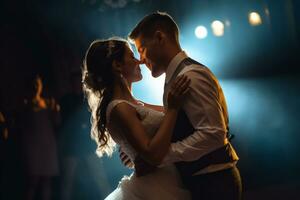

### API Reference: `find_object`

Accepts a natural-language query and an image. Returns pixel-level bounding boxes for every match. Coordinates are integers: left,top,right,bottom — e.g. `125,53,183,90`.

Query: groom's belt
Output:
175,143,238,178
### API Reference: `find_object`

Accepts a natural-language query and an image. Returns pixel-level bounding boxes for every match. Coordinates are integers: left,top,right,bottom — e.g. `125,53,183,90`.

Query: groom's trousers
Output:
185,166,242,200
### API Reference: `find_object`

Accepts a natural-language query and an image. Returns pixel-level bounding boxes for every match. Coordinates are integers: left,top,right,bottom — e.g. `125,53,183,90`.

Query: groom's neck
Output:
163,44,182,72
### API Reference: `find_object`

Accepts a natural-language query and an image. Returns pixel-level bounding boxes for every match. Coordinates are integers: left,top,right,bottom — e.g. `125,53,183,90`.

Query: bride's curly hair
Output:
82,37,128,157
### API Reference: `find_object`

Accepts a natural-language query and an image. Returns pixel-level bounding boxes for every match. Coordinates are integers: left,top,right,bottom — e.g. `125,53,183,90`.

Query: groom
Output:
127,12,242,200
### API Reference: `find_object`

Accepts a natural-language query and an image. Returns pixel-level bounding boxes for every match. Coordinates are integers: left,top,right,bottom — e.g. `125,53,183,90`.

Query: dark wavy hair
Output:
82,37,128,157
129,11,179,42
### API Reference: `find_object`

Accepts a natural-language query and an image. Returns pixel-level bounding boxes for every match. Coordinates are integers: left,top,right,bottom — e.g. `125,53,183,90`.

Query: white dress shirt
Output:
162,51,238,175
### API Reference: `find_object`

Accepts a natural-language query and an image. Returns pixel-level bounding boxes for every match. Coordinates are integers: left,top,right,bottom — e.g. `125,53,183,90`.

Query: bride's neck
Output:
113,78,134,101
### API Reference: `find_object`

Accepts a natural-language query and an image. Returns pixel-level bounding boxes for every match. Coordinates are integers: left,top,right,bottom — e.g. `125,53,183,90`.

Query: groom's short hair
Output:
129,11,179,42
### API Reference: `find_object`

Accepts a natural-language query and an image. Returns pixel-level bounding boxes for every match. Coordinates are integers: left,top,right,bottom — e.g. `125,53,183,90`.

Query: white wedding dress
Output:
104,100,191,200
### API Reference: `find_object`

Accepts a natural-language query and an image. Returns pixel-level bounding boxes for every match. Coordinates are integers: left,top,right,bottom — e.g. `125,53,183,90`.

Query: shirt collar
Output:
165,51,188,84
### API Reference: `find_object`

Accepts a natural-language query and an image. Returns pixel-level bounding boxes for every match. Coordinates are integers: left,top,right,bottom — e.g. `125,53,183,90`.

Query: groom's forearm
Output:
134,155,157,177
160,130,227,165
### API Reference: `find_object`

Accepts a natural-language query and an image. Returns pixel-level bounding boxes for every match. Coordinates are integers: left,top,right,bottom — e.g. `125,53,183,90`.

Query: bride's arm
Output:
111,102,178,165
139,101,165,113
112,75,190,166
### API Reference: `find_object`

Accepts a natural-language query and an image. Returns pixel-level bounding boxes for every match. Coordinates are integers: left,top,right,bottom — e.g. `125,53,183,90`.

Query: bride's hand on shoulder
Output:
167,75,191,110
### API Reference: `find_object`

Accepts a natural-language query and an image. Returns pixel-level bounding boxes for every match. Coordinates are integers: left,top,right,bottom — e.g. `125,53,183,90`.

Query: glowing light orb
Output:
195,26,208,39
211,20,225,37
249,12,262,26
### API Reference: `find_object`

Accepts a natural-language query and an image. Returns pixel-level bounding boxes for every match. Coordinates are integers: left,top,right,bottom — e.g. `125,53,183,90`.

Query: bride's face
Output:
121,45,142,83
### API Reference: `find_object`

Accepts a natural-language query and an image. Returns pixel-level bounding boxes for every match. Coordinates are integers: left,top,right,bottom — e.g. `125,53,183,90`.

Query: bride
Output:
82,37,191,200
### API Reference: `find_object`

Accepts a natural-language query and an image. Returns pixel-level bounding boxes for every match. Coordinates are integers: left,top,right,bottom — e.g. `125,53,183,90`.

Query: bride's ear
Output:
112,60,123,77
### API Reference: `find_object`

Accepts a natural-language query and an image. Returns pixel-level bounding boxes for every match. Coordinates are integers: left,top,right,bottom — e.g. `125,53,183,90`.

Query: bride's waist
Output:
133,164,181,180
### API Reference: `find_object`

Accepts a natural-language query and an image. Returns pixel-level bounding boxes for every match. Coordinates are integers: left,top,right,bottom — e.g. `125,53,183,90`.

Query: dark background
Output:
1,0,300,199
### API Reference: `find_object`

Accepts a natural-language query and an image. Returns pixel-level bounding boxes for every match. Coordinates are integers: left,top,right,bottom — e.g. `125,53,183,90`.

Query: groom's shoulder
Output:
183,57,205,68
180,58,217,83
180,57,209,76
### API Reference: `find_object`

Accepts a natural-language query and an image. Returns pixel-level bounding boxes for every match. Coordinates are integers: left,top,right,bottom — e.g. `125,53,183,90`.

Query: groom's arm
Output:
134,155,157,177
119,147,157,177
161,68,228,165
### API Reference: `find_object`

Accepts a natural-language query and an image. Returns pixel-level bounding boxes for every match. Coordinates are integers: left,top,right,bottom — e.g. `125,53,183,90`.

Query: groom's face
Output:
134,35,165,78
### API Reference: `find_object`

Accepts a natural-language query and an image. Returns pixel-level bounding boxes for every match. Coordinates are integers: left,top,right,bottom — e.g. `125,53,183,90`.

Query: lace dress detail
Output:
104,100,191,200
106,100,163,162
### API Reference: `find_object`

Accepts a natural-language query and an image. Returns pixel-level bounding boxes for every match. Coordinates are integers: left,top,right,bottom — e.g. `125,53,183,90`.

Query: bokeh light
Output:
249,12,262,26
195,25,208,39
211,20,225,37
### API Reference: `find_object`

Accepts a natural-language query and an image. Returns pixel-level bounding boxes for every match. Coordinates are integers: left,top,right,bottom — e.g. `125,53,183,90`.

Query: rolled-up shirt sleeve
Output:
161,66,228,165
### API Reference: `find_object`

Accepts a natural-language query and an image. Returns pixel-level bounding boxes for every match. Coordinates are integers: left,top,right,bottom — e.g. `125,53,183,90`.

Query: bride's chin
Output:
134,74,143,82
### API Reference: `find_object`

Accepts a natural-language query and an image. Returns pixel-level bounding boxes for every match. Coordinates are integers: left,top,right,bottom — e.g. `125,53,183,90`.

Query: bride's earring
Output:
120,74,129,88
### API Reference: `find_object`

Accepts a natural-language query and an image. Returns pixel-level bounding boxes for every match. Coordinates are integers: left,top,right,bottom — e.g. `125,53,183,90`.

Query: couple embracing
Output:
82,11,242,200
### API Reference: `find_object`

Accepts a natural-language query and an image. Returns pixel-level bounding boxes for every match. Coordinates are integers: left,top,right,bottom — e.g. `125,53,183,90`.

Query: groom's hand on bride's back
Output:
119,147,134,169
134,155,157,177
119,148,156,176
